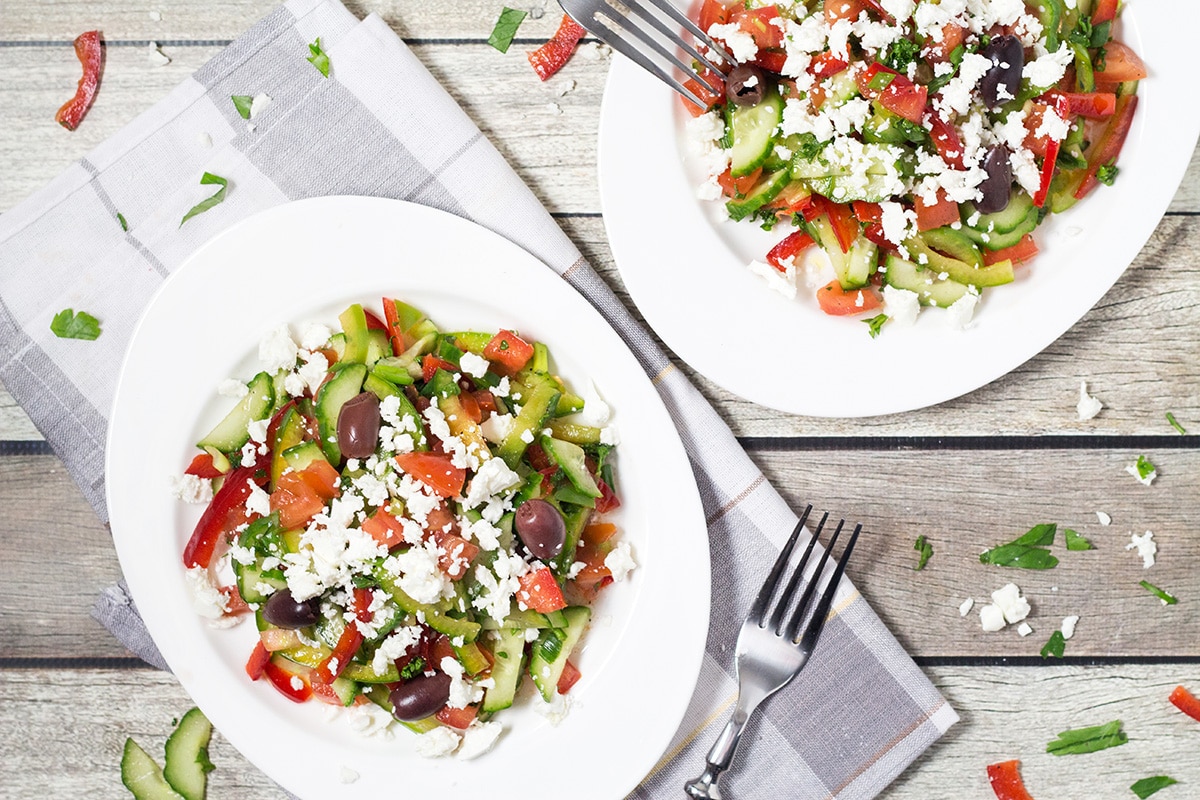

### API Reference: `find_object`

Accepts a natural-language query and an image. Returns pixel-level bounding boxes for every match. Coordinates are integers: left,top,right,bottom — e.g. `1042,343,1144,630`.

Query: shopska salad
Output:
172,299,630,759
683,0,1146,332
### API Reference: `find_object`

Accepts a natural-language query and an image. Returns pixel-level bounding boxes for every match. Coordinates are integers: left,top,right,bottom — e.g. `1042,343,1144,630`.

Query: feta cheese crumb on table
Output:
146,41,171,66
979,604,1007,632
1061,615,1080,640
979,583,1031,632
958,597,975,617
1076,381,1103,421
1096,511,1112,526
1017,622,1033,637
1126,530,1157,569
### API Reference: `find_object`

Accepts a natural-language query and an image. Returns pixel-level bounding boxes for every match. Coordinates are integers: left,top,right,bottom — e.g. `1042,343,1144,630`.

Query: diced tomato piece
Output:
1075,94,1137,200
271,471,328,529
825,0,867,23
986,760,1036,800
766,230,816,272
430,530,480,579
246,641,271,681
263,659,313,703
474,390,497,415
557,660,582,694
815,280,882,316
728,5,783,50
810,51,849,79
310,680,348,706
361,508,408,550
394,452,467,498
422,354,458,383
680,70,726,117
1022,102,1055,159
753,49,788,73
436,704,479,730
858,0,895,22
1092,0,1118,23
298,460,341,501
221,584,251,616
984,234,1038,266
813,196,858,253
429,634,457,668
851,201,883,225
457,390,482,424
524,443,554,472
185,452,223,479
1046,91,1117,119
314,590,371,683
880,76,928,123
924,23,966,63
528,14,587,81
482,329,535,373
568,543,613,603
862,222,892,249
183,465,264,569
517,566,568,613
855,62,895,98
913,190,960,232
1169,685,1200,723
926,114,965,169
1094,41,1146,83
698,0,736,30
717,167,762,199
362,308,387,332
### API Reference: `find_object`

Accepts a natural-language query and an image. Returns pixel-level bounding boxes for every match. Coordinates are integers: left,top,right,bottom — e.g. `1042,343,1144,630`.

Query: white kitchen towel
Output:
0,1,956,797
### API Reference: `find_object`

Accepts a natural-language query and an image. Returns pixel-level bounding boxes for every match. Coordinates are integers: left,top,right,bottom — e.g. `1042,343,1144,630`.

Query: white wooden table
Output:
1,2,1198,797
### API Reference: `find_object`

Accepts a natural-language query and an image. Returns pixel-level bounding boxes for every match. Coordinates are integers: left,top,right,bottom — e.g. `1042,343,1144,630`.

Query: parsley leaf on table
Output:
50,308,102,340
488,7,528,53
979,523,1060,570
180,172,229,227
1064,528,1094,551
1131,776,1178,799
231,94,254,119
307,37,331,77
1040,630,1066,659
1166,412,1187,435
116,212,128,231
1140,581,1178,605
913,535,933,570
1046,720,1128,756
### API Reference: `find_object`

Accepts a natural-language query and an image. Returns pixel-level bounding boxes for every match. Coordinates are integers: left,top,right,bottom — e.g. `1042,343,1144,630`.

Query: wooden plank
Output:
3,447,1195,660
0,665,1197,798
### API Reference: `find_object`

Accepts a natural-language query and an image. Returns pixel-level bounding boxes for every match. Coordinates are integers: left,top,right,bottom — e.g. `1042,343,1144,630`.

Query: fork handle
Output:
683,707,751,799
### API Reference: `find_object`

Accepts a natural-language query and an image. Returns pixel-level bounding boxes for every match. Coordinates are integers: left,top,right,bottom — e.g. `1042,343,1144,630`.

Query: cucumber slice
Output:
960,206,1038,250
233,558,286,605
528,606,591,702
541,436,601,498
726,168,791,221
269,406,306,489
482,626,527,712
962,190,1034,234
906,237,1013,288
729,88,784,177
121,738,183,800
842,237,878,289
338,304,370,364
546,419,602,445
882,254,970,307
163,708,214,800
196,372,273,452
497,376,560,469
314,363,367,463
919,227,983,268
809,214,850,283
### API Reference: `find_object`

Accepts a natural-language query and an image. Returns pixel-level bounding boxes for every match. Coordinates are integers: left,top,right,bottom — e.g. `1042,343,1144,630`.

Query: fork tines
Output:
753,506,862,646
560,0,734,106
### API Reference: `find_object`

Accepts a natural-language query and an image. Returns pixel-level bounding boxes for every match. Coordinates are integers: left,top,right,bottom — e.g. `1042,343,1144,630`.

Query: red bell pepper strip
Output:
314,588,372,684
528,14,587,81
813,195,858,253
926,113,965,169
1092,0,1118,24
986,760,1037,800
1043,91,1117,120
1074,95,1138,201
766,230,816,272
184,452,223,479
55,31,104,131
182,464,263,568
262,658,313,703
421,353,458,383
1169,685,1200,723
382,297,406,355
557,659,582,694
245,640,271,681
1033,96,1070,208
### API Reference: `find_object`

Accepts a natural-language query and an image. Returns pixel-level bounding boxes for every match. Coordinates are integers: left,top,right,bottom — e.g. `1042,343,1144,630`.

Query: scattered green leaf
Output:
1132,455,1156,481
864,313,889,339
980,524,1059,569
50,308,102,340
1064,528,1095,551
400,656,425,680
180,172,229,227
1097,162,1119,186
1131,776,1178,799
487,6,528,53
307,37,331,77
231,94,254,119
913,535,933,570
1040,630,1066,659
881,37,920,72
1166,412,1186,435
1140,580,1178,606
116,212,128,231
795,131,826,161
1046,719,1128,756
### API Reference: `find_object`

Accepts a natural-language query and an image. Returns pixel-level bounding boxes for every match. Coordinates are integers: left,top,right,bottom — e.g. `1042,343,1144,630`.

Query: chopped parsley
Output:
1131,776,1178,799
1040,630,1066,659
979,523,1060,570
881,38,920,72
1166,412,1187,435
1067,16,1095,48
307,37,331,77
1046,719,1128,756
1097,163,1119,186
50,308,102,341
1064,528,1094,551
1131,455,1157,482
116,212,128,231
864,313,888,338
1140,580,1178,606
487,7,527,54
794,132,826,161
180,172,229,227
231,95,254,120
913,534,933,570
400,657,425,680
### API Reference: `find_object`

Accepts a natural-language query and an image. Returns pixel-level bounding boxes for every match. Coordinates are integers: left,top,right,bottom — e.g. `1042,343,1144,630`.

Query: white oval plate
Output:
599,0,1200,417
107,197,710,799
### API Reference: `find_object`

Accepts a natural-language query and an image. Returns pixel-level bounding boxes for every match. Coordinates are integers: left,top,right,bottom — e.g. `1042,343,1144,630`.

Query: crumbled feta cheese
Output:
244,480,272,517
747,259,798,300
217,379,248,398
604,541,636,582
879,202,918,247
535,690,572,726
246,417,271,444
457,721,504,760
259,324,299,372
248,93,272,120
480,412,515,444
339,766,359,784
299,323,332,351
945,289,980,329
979,603,1007,632
577,380,612,427
599,425,620,447
1096,511,1112,526
384,542,453,604
1023,44,1074,89
459,352,491,379
1076,381,1103,421
1125,460,1157,486
958,597,975,617
882,285,921,328
441,656,486,709
1061,615,1079,640
1126,530,1157,569
184,566,231,620
463,457,521,510
168,473,213,504
415,727,460,758
708,23,759,62
1017,622,1033,637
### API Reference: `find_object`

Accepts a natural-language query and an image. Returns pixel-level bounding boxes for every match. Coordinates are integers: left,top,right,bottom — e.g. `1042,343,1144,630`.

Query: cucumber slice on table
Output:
729,88,784,177
122,738,184,800
163,707,214,800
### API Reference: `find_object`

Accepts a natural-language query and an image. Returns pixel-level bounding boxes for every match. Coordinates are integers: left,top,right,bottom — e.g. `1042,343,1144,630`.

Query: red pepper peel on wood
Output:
987,760,1037,800
56,30,105,131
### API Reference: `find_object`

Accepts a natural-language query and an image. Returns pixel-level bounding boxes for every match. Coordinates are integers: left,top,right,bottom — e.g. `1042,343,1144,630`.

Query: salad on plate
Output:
682,0,1145,331
172,298,629,759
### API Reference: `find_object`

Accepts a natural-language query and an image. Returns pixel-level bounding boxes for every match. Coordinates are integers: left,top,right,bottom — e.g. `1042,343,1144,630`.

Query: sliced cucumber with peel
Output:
882,254,970,307
163,708,214,800
196,371,273,452
726,168,791,221
529,606,591,702
729,88,783,177
122,738,184,800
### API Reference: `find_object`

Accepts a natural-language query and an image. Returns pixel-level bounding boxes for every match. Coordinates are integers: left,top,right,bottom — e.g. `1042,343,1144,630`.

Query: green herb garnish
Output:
180,172,229,227
487,7,528,53
400,657,425,680
231,95,254,119
1140,580,1178,605
1064,528,1095,551
913,535,933,570
50,308,102,341
1068,16,1095,48
980,523,1060,570
1131,776,1178,799
864,313,889,339
881,38,920,72
1131,455,1157,481
1166,412,1186,435
117,212,128,231
1097,163,1119,186
1046,719,1128,756
307,37,331,77
1041,630,1066,659
795,131,826,161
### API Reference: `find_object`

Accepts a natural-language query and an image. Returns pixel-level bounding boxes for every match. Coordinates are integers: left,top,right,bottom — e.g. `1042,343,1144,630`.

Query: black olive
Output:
725,64,768,108
262,589,321,629
514,499,566,560
389,673,452,722
336,391,380,459
979,35,1024,108
974,145,1012,215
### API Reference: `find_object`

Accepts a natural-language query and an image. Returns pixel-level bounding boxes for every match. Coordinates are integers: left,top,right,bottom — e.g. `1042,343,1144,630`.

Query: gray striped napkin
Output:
0,0,956,796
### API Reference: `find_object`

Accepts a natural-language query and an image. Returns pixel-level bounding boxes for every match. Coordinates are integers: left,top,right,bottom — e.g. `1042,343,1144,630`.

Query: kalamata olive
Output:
262,589,321,629
974,145,1012,215
336,391,380,459
514,499,566,560
389,673,452,722
725,64,768,107
979,35,1024,108
912,61,934,86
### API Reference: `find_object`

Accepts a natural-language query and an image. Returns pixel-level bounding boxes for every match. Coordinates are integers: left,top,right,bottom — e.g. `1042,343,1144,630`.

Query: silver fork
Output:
684,507,862,800
558,0,734,107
